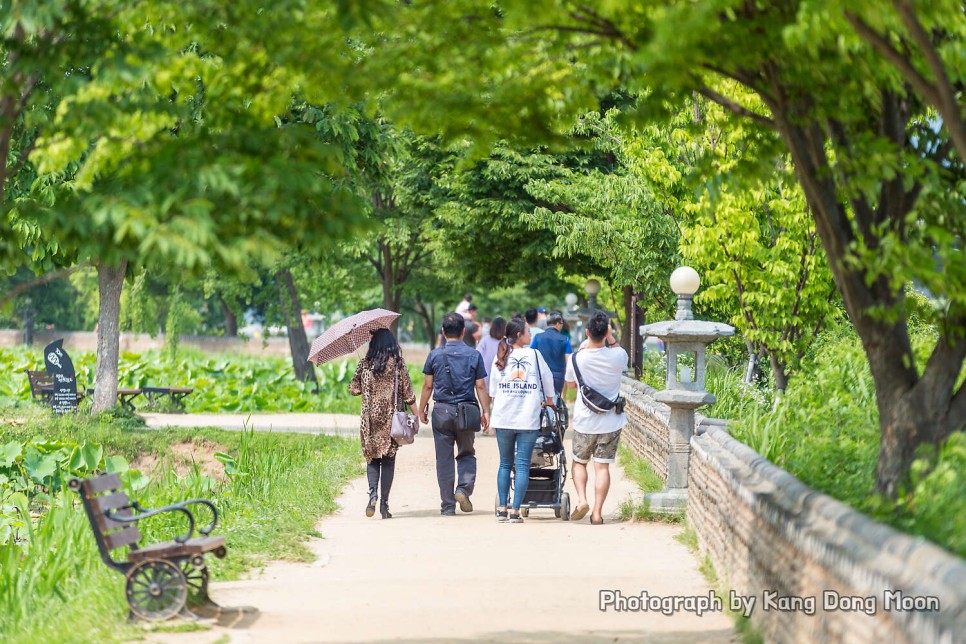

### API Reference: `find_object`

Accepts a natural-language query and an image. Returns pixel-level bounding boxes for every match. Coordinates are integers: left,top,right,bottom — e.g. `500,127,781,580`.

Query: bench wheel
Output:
180,556,210,606
126,559,188,621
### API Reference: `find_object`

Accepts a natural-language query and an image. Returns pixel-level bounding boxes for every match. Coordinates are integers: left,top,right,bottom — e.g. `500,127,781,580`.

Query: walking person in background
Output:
564,311,628,525
349,329,419,519
536,307,549,329
418,313,491,515
524,308,544,338
489,318,556,523
477,316,506,389
531,310,572,395
462,304,482,348
455,293,473,317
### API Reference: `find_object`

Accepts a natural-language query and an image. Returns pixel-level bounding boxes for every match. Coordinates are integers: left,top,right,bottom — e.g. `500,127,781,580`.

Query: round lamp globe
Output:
584,279,602,296
670,267,700,295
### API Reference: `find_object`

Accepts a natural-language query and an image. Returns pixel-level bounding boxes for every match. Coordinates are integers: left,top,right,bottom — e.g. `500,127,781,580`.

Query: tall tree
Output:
342,0,966,497
15,2,367,412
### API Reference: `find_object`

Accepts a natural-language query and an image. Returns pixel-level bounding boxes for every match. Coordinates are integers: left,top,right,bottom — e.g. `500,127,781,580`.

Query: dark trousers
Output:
366,456,396,503
431,403,477,511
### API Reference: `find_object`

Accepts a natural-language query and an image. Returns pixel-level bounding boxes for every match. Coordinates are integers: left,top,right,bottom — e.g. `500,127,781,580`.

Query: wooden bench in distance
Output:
141,386,194,410
24,369,53,402
70,473,230,622
25,369,90,406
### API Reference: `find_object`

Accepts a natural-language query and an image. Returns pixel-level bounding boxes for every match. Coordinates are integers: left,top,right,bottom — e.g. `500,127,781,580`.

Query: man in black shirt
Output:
419,313,491,515
462,304,481,349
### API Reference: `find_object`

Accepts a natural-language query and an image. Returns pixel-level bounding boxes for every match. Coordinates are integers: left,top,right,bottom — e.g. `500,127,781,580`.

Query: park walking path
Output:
143,412,362,435
150,417,734,644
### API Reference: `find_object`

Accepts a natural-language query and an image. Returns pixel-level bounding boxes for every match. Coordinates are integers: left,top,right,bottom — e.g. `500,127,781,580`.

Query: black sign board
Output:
43,339,79,414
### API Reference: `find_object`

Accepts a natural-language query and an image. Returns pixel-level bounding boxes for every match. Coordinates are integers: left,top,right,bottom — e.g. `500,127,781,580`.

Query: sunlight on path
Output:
149,424,734,643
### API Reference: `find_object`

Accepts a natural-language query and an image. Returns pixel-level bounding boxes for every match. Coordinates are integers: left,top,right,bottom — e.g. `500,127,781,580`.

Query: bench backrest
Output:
24,369,52,399
72,473,141,571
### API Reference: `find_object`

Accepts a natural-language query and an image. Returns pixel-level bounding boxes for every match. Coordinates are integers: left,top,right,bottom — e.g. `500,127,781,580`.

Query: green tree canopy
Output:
4,1,370,411
341,0,966,496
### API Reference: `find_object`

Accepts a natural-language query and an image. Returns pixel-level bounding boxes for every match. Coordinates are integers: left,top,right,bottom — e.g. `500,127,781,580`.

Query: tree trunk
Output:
619,285,633,365
275,268,317,386
631,292,644,378
621,286,634,358
91,260,127,414
768,352,789,394
379,239,404,336
415,301,436,351
775,117,952,497
220,299,238,337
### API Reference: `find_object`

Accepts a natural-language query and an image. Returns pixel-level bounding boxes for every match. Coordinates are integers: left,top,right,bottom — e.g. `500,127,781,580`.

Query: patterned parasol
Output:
307,308,401,366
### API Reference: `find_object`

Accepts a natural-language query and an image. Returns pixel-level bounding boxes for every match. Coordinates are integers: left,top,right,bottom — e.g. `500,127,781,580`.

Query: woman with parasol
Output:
348,328,419,519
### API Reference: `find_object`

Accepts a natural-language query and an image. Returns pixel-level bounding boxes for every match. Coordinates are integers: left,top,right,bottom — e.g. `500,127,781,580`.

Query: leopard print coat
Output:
349,356,416,463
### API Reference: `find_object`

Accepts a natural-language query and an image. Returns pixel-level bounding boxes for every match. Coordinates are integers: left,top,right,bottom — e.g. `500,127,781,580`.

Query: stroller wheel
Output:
559,493,571,521
520,507,529,518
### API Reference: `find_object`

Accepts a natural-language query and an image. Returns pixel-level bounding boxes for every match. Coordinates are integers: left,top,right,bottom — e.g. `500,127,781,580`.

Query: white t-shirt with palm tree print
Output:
488,348,556,430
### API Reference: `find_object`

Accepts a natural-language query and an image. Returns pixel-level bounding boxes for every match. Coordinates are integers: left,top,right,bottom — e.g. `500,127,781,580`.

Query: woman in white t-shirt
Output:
489,318,556,523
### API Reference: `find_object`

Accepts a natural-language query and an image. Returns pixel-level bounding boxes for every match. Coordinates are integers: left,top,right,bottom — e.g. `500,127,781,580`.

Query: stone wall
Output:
620,378,966,643
620,378,671,478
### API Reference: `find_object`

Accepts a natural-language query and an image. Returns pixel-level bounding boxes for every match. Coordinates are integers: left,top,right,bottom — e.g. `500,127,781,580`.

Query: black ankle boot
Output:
380,500,392,519
366,493,377,518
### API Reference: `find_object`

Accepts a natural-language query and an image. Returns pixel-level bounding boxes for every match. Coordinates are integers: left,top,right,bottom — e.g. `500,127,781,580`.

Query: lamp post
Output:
22,297,35,346
584,279,601,311
563,293,580,346
639,267,734,513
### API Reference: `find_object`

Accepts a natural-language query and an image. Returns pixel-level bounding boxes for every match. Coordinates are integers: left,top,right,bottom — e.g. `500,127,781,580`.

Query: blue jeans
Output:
496,429,539,510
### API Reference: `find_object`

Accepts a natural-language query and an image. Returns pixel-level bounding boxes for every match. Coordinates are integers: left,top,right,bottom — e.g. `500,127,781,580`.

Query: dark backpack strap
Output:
571,351,586,389
571,350,618,410
439,346,458,398
533,350,545,394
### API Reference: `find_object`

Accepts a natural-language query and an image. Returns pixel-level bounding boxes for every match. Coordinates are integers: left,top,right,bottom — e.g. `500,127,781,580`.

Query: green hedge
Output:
642,324,965,558
0,415,361,642
0,346,419,414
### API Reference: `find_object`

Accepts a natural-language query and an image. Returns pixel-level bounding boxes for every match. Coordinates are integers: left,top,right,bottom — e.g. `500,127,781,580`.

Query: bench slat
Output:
83,474,122,495
94,507,133,532
104,525,141,550
91,491,132,514
127,536,225,562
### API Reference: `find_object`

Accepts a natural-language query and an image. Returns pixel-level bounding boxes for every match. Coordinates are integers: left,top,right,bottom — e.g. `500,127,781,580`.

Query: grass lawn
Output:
0,407,361,643
616,444,683,523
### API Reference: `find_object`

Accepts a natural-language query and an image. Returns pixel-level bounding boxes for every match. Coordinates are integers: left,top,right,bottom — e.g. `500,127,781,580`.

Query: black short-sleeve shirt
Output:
423,340,487,404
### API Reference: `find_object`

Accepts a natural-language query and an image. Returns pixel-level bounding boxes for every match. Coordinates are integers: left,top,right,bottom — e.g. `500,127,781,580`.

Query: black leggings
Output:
366,456,396,502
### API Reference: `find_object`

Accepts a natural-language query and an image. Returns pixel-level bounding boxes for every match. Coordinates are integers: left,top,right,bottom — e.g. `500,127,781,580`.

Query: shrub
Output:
0,346,428,414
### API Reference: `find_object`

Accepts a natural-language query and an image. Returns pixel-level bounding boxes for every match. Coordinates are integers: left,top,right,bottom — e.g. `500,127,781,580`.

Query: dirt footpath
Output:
151,429,734,643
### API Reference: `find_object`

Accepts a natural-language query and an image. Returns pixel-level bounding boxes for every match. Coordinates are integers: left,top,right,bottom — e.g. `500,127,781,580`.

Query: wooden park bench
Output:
24,369,89,405
24,369,54,403
69,473,228,622
141,386,194,410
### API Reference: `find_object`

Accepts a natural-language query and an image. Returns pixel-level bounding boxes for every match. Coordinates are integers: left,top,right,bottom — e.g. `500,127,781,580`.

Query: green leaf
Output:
0,442,21,467
24,451,58,483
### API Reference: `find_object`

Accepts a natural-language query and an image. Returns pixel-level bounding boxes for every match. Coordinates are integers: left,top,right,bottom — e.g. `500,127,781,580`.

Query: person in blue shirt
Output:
530,311,572,394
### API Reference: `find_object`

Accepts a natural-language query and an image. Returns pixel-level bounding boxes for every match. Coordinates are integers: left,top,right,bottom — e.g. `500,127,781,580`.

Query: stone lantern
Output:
639,267,734,513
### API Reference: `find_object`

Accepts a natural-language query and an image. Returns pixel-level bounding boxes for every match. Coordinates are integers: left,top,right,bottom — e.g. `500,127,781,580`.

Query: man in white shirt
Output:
455,294,473,318
564,310,628,524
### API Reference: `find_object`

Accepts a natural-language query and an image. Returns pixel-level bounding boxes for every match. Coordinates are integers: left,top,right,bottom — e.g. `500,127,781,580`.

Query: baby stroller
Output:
495,403,570,520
